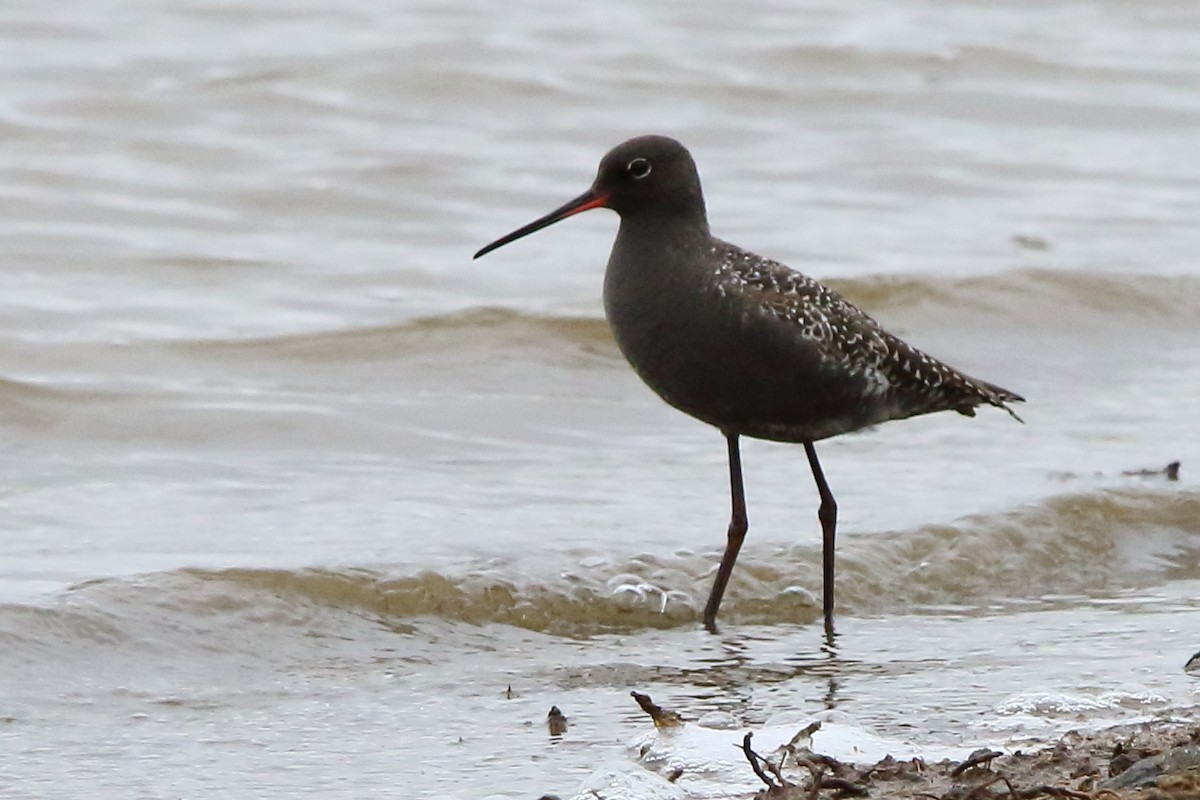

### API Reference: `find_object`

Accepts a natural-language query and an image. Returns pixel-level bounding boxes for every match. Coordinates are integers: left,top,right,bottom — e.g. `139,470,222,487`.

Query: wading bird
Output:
475,135,1023,634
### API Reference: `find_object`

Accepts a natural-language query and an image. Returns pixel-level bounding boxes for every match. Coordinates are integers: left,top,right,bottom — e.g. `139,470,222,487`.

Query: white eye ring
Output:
627,158,652,179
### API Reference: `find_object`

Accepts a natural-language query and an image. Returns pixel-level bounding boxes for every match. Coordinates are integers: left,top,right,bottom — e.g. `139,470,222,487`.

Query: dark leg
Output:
703,433,747,633
803,442,838,638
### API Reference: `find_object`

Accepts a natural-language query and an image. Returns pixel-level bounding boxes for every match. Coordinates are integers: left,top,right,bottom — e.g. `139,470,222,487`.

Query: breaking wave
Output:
3,485,1194,644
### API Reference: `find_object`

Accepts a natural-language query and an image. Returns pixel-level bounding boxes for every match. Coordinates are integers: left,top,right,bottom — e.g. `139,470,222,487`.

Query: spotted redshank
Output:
474,135,1023,635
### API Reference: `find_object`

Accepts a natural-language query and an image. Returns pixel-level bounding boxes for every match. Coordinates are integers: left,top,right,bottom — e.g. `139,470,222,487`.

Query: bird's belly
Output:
608,307,890,443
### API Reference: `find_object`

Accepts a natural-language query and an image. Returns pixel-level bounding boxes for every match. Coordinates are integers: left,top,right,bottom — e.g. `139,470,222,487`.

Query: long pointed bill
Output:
473,188,609,259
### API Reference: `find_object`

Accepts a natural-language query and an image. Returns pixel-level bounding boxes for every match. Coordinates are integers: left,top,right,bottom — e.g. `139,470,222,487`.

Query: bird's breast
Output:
602,260,888,442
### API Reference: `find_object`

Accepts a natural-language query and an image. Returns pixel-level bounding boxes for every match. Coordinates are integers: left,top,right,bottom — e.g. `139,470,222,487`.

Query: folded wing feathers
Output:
715,244,1025,421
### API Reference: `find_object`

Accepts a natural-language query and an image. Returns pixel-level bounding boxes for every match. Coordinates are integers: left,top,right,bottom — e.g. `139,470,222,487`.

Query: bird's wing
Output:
715,242,1023,418
716,245,891,371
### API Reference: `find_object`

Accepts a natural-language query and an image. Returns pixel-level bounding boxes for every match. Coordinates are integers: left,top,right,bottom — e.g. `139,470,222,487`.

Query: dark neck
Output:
603,208,713,327
614,200,710,258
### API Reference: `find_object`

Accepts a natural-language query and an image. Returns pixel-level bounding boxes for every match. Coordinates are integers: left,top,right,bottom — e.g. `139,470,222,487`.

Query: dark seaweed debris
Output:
628,691,1200,800
737,721,1200,800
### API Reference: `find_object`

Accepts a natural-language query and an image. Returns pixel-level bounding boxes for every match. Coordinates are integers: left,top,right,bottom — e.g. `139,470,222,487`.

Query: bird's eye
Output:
627,158,652,179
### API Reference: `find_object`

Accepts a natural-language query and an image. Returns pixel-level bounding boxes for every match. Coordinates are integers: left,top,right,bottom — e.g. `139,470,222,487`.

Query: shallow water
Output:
1,1,1199,798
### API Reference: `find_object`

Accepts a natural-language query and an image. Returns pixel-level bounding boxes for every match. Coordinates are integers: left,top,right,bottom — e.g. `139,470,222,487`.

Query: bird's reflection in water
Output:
667,625,852,721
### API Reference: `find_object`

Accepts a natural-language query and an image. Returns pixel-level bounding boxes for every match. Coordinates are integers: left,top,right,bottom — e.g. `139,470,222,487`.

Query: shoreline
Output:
740,715,1200,800
573,693,1200,800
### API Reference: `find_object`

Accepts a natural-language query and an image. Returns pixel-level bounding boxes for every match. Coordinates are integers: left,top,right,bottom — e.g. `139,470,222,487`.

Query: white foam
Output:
571,711,981,799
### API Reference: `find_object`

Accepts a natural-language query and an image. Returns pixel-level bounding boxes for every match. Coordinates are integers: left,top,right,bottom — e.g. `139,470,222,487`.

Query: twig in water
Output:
952,749,1003,777
741,732,781,791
